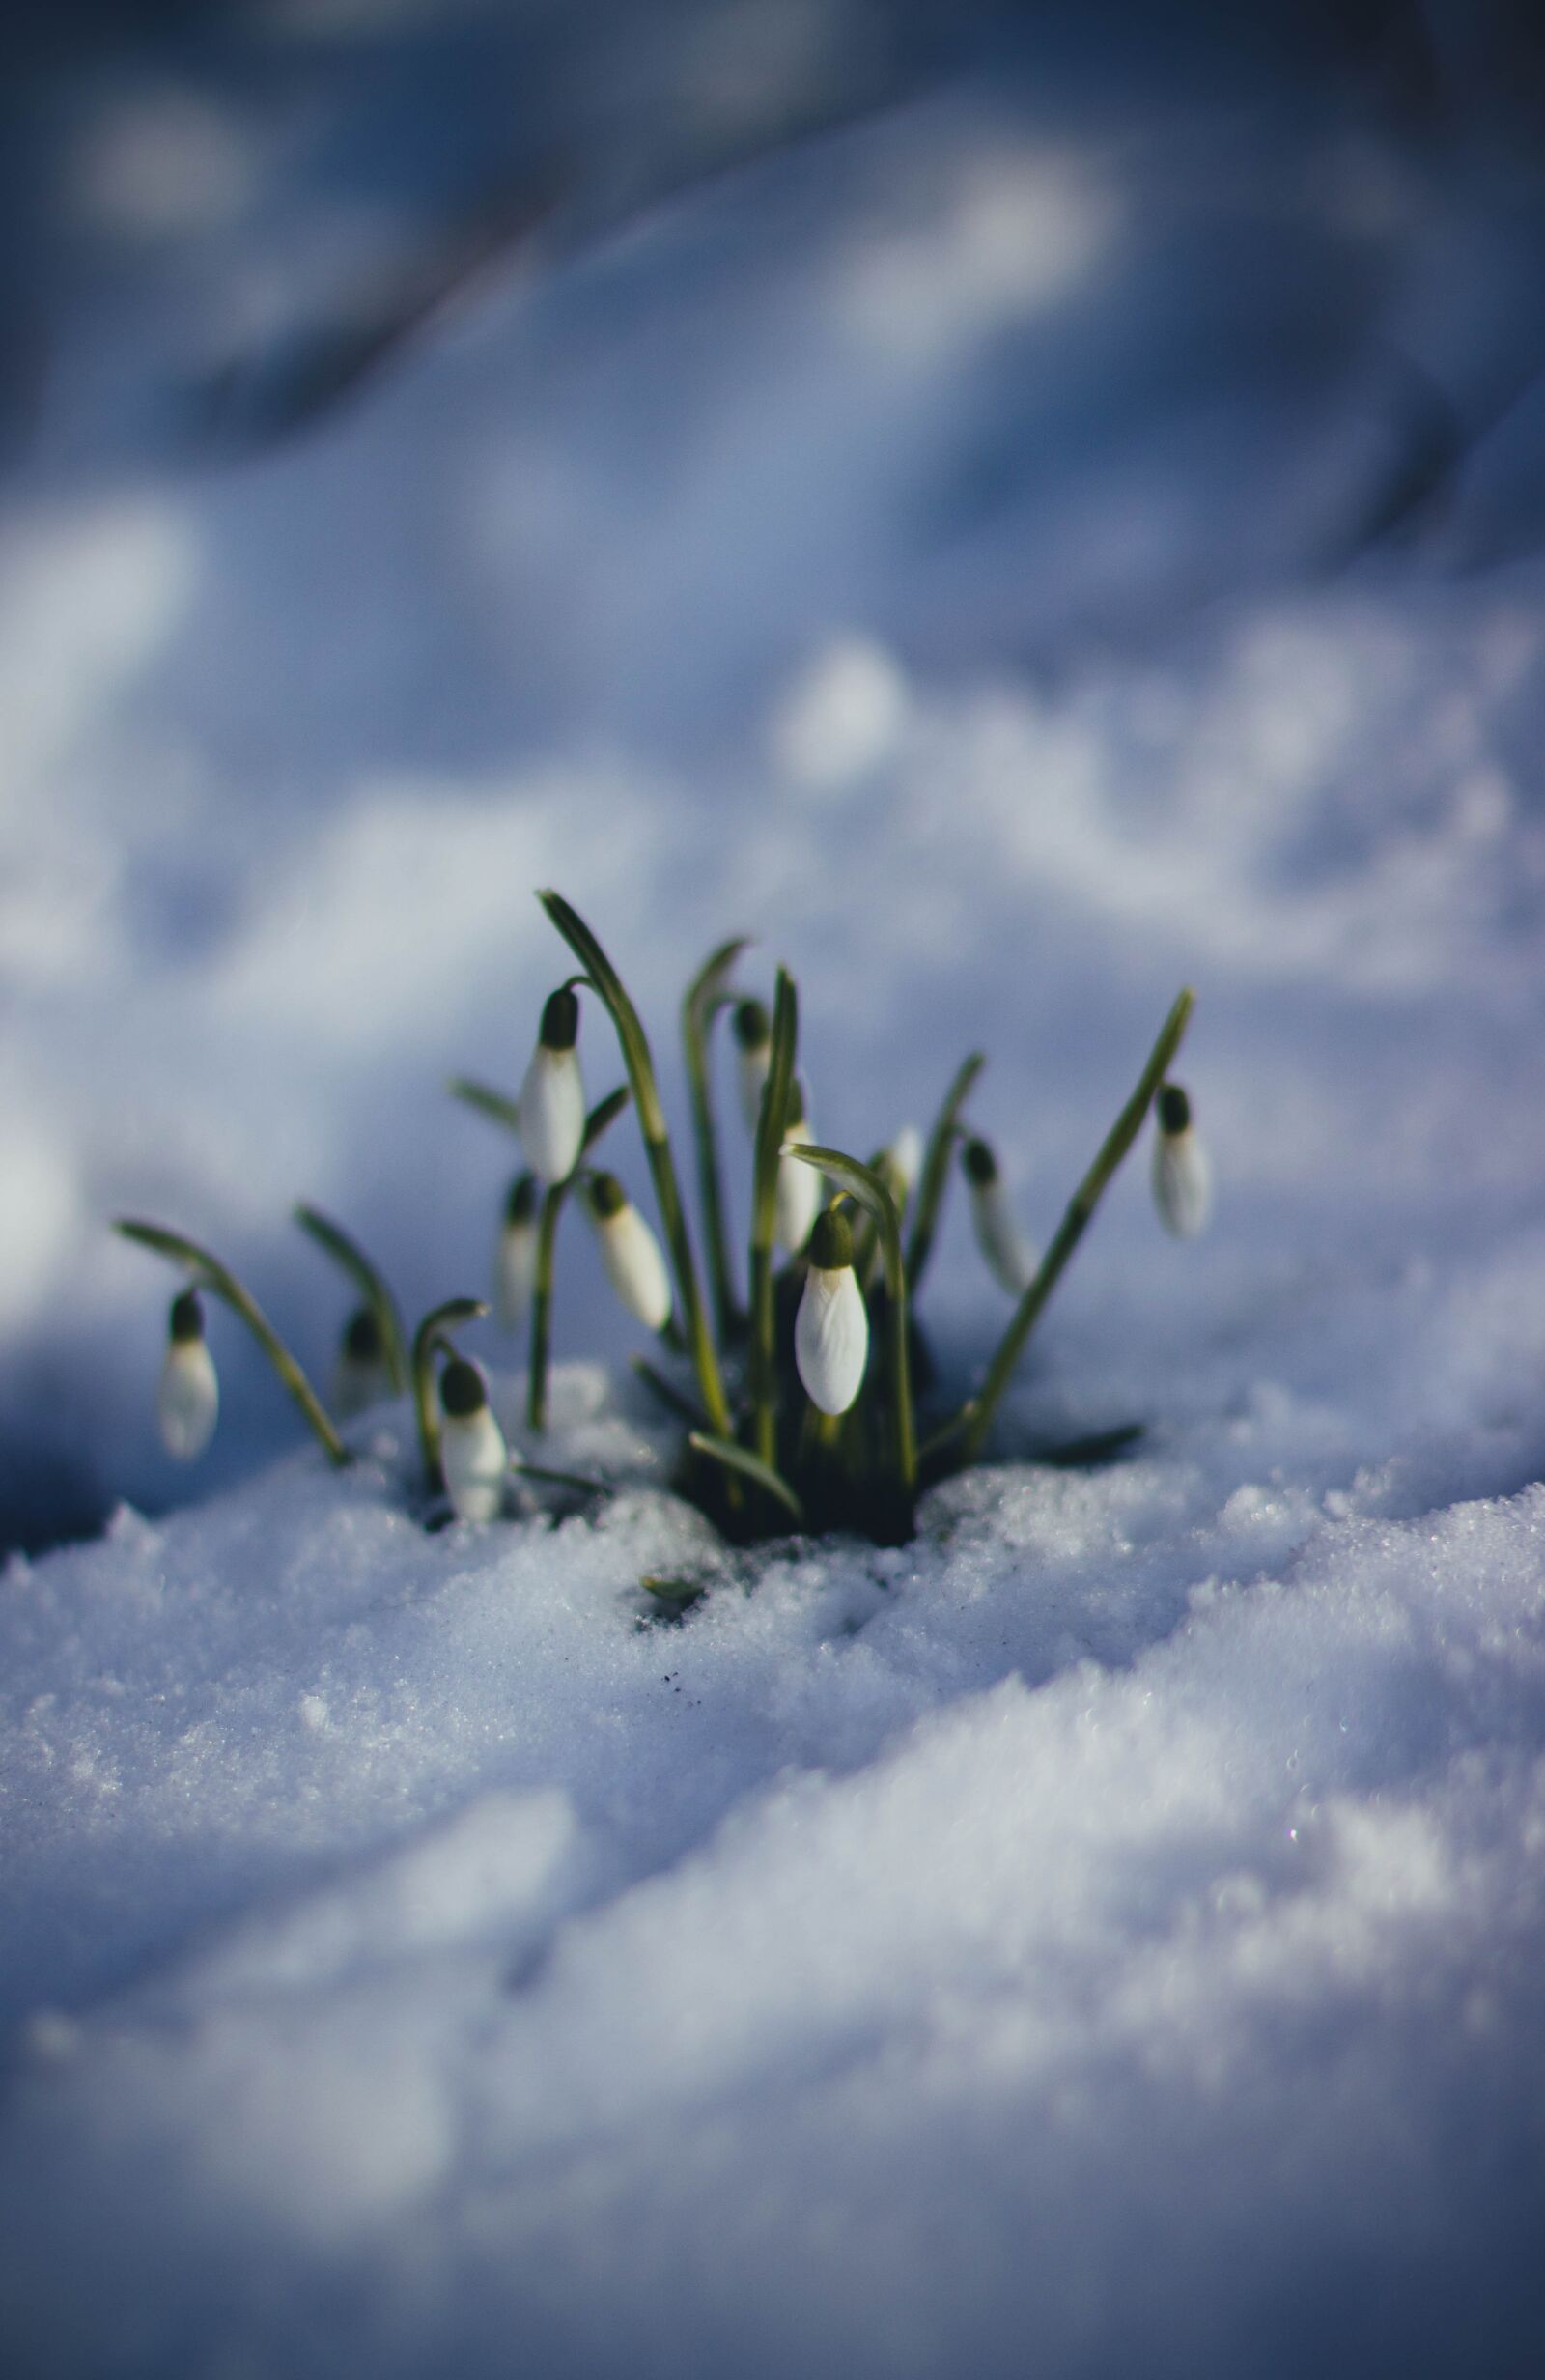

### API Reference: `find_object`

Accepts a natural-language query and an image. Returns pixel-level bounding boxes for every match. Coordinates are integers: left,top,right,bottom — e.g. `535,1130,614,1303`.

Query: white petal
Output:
518,1047,585,1185
597,1204,673,1332
775,1130,822,1255
440,1404,508,1523
886,1124,923,1203
1153,1127,1212,1239
157,1339,218,1459
969,1177,1036,1297
795,1263,869,1415
495,1218,539,1331
738,1043,772,1136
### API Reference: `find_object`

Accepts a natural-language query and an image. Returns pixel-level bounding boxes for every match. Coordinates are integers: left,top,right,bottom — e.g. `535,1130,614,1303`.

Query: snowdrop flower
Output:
332,1305,393,1420
586,1173,673,1332
794,1207,868,1415
775,1079,823,1255
495,1171,539,1330
518,986,585,1184
733,997,772,1134
873,1122,922,1223
962,1136,1037,1297
1152,1083,1212,1238
157,1288,218,1459
438,1358,508,1523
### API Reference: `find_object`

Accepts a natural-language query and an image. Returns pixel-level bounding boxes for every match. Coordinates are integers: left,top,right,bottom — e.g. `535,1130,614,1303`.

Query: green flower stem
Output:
687,1431,804,1524
294,1204,409,1391
749,970,799,1473
114,1219,350,1467
527,1183,563,1432
524,1086,633,1433
683,934,750,1346
411,1296,488,1493
905,1051,985,1294
539,892,731,1440
784,1145,915,1505
955,987,1195,1467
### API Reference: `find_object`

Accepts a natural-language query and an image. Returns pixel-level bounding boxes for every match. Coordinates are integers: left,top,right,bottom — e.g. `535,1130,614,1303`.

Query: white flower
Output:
587,1174,672,1332
332,1305,393,1421
775,1082,822,1255
1152,1083,1212,1239
494,1172,540,1330
157,1288,218,1459
962,1138,1036,1297
794,1208,869,1415
885,1124,923,1206
734,997,772,1135
438,1359,508,1523
518,987,585,1184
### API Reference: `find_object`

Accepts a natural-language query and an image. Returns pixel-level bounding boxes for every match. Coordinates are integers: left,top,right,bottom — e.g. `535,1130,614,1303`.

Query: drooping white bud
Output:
158,1289,218,1459
1152,1083,1212,1239
586,1175,672,1332
885,1124,923,1206
962,1138,1036,1297
332,1305,394,1421
734,997,772,1135
494,1172,540,1330
775,1081,822,1255
438,1359,508,1523
794,1208,869,1415
518,987,585,1185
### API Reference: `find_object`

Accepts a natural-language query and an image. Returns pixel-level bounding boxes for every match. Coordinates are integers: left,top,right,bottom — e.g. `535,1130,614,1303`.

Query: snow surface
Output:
7,4,1545,2372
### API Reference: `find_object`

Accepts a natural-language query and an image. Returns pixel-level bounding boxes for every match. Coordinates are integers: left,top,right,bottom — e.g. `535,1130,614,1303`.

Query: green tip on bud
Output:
733,997,771,1052
806,1207,855,1273
169,1288,205,1344
539,986,580,1052
440,1358,488,1419
506,1172,538,1225
962,1137,999,1188
1158,1084,1192,1136
587,1172,628,1221
342,1306,382,1363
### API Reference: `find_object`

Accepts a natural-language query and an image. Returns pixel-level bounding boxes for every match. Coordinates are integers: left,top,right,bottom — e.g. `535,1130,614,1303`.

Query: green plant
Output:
116,892,1198,1548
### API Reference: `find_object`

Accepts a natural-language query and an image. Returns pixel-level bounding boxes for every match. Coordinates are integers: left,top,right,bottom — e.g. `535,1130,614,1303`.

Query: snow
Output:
6,4,1545,2371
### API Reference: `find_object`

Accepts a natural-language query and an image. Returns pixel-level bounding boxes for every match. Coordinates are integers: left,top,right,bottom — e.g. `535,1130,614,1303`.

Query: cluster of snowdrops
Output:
123,892,1209,1547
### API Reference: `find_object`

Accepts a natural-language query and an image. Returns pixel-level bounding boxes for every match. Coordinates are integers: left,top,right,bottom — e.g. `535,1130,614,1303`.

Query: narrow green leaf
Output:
683,934,752,1345
538,890,731,1440
448,1077,523,1133
957,988,1195,1465
632,1355,710,1431
294,1204,409,1391
749,968,799,1471
905,1051,985,1293
687,1431,805,1524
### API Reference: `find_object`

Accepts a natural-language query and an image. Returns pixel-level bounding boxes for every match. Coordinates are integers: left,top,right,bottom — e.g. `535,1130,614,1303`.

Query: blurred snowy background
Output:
10,7,1545,2377
5,0,1545,1551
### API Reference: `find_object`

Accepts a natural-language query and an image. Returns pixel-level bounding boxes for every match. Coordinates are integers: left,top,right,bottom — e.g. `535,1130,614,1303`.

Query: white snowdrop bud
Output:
158,1289,218,1459
438,1359,508,1523
734,997,772,1134
962,1138,1037,1297
586,1174,673,1332
518,987,585,1185
494,1172,540,1330
795,1208,869,1416
332,1305,393,1421
775,1080,822,1255
1152,1083,1212,1238
885,1123,923,1205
